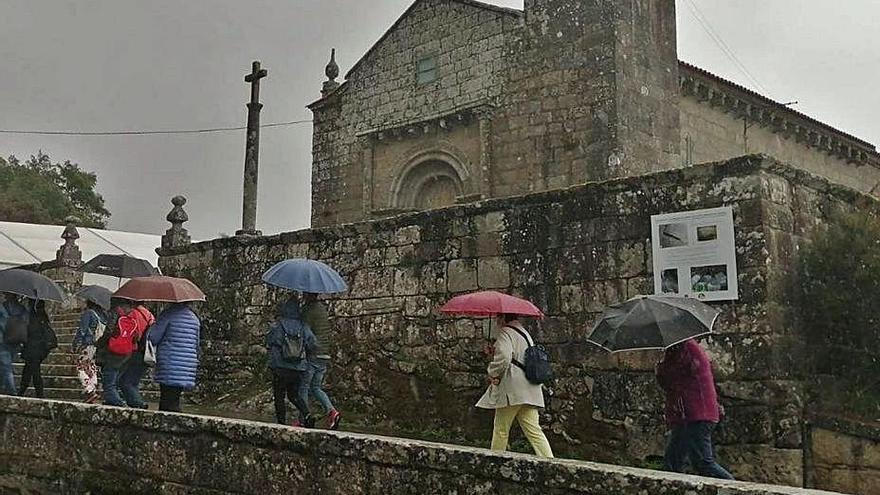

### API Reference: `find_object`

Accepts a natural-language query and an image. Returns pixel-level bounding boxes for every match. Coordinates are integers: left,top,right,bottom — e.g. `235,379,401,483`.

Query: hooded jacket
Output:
266,300,316,372
656,339,721,427
148,304,200,389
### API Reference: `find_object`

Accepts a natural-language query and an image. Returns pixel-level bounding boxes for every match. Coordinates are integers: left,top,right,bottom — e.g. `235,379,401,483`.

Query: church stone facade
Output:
308,0,879,227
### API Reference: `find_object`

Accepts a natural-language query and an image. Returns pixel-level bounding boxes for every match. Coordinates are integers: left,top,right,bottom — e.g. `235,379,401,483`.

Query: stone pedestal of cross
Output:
236,60,268,237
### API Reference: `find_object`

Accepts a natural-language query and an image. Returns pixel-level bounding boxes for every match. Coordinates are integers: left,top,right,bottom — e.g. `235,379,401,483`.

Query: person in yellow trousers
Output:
476,313,553,458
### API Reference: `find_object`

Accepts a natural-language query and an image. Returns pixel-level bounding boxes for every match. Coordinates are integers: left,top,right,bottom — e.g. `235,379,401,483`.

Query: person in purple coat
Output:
656,338,734,480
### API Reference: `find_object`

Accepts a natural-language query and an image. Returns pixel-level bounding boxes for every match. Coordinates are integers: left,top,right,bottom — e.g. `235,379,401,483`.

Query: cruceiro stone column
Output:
162,196,191,250
237,60,268,237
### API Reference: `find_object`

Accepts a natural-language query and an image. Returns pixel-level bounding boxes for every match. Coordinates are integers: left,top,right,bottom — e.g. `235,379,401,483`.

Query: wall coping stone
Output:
808,414,880,442
158,154,879,257
0,397,845,494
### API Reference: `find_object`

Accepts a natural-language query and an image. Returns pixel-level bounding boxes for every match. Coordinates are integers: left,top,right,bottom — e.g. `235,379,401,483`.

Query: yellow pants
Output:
491,405,554,458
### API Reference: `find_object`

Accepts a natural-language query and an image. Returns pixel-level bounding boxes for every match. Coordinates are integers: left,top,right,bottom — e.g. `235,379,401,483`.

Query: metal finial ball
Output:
172,196,187,207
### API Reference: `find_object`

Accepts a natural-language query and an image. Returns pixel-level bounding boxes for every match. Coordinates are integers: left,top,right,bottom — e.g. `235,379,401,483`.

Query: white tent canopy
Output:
0,221,161,290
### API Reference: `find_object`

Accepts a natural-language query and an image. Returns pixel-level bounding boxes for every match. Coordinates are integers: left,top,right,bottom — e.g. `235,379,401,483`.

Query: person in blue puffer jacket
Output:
148,302,200,412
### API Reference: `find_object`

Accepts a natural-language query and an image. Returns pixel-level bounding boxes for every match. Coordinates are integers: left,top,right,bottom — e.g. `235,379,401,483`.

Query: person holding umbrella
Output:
300,292,341,430
440,291,554,458
656,339,734,480
18,300,57,398
114,275,205,412
73,287,110,404
587,295,733,480
266,294,316,427
262,259,347,429
0,269,66,395
0,294,29,395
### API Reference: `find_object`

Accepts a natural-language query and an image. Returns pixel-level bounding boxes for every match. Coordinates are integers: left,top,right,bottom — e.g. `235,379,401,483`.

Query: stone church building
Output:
308,0,879,227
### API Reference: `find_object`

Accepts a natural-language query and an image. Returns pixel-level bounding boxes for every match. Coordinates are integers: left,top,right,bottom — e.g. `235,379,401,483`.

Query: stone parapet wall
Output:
0,397,845,495
807,417,880,495
159,155,874,488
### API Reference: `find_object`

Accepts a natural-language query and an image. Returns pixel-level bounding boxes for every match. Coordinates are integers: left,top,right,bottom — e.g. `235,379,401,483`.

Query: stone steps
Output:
13,310,160,405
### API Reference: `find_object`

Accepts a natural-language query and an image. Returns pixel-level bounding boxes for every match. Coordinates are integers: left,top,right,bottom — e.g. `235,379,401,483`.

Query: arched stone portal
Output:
391,154,468,210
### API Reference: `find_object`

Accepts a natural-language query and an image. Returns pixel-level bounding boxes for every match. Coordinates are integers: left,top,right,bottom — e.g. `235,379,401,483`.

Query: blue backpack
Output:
508,325,554,385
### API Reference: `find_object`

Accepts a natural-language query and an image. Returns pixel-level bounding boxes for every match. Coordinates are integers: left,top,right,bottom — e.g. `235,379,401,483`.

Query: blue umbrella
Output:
262,259,348,294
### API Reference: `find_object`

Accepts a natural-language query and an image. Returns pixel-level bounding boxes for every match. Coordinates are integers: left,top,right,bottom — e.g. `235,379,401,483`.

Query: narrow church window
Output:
416,55,438,85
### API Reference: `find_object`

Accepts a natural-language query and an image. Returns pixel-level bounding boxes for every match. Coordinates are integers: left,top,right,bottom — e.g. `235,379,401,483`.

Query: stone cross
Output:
162,196,191,250
237,60,268,237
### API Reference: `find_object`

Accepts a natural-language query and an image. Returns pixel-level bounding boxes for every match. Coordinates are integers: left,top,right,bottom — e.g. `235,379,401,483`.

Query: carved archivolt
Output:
389,144,473,209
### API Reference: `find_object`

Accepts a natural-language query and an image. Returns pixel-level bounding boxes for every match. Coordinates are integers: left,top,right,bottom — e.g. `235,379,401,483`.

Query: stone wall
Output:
807,417,880,495
0,397,844,495
159,155,877,489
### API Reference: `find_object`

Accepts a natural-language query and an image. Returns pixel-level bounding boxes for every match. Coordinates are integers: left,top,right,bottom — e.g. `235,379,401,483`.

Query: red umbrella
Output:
113,276,206,303
439,290,544,318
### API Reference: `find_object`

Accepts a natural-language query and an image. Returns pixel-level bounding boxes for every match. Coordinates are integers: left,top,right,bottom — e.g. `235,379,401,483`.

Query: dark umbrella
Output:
0,269,66,302
81,254,157,279
76,285,113,310
113,276,206,303
587,295,719,353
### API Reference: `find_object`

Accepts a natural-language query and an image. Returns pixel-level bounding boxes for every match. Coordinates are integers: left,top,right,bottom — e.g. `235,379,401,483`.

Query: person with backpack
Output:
95,300,139,407
300,292,341,429
148,302,200,412
266,296,316,427
476,313,553,458
18,300,57,398
0,293,29,395
118,302,155,409
72,300,107,403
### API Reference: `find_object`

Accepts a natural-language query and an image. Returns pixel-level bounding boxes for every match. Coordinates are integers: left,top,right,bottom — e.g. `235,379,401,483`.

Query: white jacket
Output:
476,322,545,409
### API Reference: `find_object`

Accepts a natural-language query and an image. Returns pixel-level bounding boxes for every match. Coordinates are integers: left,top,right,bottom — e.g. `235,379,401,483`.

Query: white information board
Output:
651,206,739,301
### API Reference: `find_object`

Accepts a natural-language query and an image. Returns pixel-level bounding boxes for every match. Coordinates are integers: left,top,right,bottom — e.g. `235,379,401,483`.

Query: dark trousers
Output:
18,359,44,398
119,361,147,408
272,368,310,425
664,421,735,480
159,385,183,412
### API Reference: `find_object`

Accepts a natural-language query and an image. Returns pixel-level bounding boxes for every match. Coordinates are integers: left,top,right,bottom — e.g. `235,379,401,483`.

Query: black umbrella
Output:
81,254,157,279
76,285,113,310
587,295,719,353
0,269,66,302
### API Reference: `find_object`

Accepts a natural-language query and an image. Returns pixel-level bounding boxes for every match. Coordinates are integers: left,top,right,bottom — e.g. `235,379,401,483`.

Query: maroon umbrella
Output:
439,290,544,318
113,276,206,303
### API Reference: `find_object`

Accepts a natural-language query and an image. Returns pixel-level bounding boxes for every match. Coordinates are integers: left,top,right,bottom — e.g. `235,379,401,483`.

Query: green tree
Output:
0,151,110,228
797,211,880,415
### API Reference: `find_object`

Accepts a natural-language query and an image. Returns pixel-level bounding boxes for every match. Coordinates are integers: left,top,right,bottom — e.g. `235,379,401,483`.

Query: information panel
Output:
651,206,739,301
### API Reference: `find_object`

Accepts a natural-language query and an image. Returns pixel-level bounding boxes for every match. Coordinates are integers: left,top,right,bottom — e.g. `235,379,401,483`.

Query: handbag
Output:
143,330,157,366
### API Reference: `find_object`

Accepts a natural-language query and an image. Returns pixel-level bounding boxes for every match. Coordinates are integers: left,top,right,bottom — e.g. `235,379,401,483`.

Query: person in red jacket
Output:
117,301,155,409
656,338,734,480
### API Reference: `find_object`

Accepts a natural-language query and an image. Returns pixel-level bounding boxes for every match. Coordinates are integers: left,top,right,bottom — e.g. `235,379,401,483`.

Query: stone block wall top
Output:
0,397,846,495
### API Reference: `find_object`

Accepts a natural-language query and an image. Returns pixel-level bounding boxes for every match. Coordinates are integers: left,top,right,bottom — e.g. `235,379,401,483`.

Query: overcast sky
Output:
1,1,878,240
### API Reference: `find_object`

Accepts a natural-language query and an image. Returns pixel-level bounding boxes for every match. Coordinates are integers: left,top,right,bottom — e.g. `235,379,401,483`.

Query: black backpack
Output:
508,325,554,385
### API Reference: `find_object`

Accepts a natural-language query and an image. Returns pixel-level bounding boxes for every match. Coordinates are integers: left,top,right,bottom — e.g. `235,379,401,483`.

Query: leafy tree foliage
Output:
0,152,110,228
797,211,880,412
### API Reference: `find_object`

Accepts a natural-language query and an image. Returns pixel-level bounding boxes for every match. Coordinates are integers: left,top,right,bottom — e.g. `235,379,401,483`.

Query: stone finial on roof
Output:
322,48,340,97
56,215,82,267
162,195,191,250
